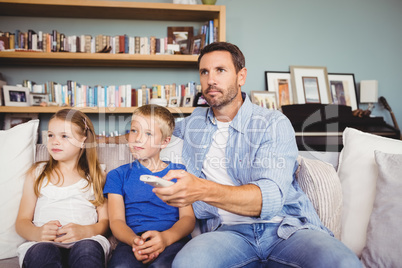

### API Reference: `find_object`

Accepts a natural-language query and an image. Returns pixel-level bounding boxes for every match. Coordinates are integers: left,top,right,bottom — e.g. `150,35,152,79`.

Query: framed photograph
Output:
194,93,209,107
190,34,205,55
168,96,180,107
30,93,49,106
177,39,190,54
3,85,30,106
3,113,38,130
328,73,358,110
182,95,194,107
265,71,293,108
167,26,194,45
302,77,321,103
0,80,6,106
251,91,278,110
290,66,331,104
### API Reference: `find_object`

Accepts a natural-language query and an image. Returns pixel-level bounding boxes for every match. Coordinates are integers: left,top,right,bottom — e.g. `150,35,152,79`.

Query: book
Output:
9,33,15,49
0,36,9,50
150,36,156,55
135,36,140,54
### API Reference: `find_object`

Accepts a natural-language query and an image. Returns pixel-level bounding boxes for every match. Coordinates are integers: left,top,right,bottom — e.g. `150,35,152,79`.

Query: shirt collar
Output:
206,92,252,134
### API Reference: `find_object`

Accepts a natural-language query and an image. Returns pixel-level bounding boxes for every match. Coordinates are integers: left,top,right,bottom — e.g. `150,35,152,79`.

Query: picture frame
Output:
0,80,6,106
183,95,194,107
328,73,358,110
290,66,331,104
30,93,49,106
167,26,194,45
168,96,180,107
194,93,209,107
190,34,205,55
265,71,293,108
3,113,38,130
177,39,190,55
251,91,278,110
3,85,30,106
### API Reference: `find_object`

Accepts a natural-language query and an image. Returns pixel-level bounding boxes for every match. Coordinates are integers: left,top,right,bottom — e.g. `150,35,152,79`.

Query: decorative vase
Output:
202,0,217,5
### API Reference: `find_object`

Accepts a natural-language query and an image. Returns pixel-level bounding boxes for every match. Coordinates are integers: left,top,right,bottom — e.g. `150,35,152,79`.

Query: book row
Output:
22,80,200,108
0,20,218,55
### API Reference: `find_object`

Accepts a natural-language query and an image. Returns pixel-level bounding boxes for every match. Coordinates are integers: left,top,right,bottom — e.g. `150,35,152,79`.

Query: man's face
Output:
199,51,245,109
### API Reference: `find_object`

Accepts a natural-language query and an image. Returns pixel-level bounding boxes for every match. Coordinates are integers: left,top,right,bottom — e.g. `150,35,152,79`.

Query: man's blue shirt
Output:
173,92,330,239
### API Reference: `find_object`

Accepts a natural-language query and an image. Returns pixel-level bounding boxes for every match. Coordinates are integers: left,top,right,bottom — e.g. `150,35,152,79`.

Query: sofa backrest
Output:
35,136,184,173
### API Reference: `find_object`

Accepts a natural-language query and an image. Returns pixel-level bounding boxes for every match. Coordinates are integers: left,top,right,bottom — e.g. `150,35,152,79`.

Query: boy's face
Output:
128,114,170,162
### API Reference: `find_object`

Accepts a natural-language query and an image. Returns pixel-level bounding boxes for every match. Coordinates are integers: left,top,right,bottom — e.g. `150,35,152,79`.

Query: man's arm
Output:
153,170,262,217
155,114,298,219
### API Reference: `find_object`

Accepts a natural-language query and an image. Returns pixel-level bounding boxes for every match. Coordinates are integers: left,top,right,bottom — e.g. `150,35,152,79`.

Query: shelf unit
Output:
0,0,226,68
0,0,225,128
0,106,195,115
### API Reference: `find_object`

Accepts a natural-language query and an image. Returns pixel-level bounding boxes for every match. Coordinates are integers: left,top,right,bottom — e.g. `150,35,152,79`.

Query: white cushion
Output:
361,151,402,267
296,156,342,239
0,120,39,259
337,127,402,257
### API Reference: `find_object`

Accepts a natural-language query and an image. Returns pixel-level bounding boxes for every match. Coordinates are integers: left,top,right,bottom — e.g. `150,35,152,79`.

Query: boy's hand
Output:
39,220,62,241
54,223,90,243
133,231,167,264
132,236,151,262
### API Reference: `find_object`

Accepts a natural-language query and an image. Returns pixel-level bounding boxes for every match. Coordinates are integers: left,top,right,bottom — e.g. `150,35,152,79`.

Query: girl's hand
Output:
39,220,62,241
54,223,90,243
134,231,167,264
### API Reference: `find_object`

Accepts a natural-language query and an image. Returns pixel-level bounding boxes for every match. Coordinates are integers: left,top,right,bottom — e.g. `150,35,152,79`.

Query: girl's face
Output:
128,114,170,163
47,118,86,163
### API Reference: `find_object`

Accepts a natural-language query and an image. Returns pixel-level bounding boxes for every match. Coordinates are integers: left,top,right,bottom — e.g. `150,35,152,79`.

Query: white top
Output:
17,163,110,267
203,119,282,225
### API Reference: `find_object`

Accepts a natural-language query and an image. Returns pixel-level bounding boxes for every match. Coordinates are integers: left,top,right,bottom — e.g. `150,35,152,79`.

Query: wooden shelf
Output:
0,106,195,114
0,0,226,41
0,52,200,68
0,1,226,67
0,0,224,122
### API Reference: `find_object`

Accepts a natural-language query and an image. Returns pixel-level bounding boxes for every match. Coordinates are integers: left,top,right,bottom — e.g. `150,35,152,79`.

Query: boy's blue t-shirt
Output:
103,160,186,234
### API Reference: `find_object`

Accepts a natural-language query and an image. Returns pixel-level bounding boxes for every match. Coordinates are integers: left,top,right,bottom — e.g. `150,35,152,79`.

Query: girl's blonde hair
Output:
34,109,105,206
132,104,175,139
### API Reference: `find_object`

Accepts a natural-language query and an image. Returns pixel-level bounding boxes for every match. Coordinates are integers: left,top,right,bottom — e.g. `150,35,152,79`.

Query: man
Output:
154,42,361,267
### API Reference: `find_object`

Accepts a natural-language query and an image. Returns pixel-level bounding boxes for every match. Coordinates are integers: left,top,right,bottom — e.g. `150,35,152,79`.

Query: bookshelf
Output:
0,0,226,68
0,106,195,115
0,0,225,129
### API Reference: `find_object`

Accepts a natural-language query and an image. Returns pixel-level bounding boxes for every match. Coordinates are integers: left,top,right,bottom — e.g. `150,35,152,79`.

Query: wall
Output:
1,0,401,132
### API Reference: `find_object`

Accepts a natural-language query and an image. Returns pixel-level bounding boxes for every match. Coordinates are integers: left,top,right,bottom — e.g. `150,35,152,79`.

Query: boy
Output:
104,104,195,267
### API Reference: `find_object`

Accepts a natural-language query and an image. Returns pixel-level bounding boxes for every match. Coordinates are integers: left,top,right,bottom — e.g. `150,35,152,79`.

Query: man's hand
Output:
152,170,207,207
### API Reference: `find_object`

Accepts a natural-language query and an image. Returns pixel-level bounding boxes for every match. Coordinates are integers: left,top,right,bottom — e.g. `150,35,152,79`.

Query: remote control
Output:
140,175,174,187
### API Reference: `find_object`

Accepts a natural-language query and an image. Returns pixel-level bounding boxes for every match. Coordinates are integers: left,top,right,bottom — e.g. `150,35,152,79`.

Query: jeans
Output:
108,237,190,268
23,239,105,268
173,224,362,268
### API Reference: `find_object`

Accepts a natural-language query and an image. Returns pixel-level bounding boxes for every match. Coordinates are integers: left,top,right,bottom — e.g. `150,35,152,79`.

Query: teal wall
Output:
1,0,402,133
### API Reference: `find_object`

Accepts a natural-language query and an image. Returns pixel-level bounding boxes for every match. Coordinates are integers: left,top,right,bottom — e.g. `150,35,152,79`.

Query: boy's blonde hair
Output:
132,104,175,139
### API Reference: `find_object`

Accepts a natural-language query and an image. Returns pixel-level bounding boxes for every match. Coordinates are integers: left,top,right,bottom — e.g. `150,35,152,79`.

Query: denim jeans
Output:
23,239,105,268
108,237,190,268
173,223,362,268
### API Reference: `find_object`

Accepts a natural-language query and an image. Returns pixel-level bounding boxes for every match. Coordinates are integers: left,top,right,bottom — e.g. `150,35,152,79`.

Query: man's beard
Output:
202,85,239,110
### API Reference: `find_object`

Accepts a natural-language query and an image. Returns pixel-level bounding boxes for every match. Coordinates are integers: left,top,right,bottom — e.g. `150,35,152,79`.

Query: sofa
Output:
1,120,401,267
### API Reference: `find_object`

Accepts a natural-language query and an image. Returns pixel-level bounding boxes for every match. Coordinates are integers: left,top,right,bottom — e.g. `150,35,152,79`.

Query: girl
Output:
15,108,110,268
